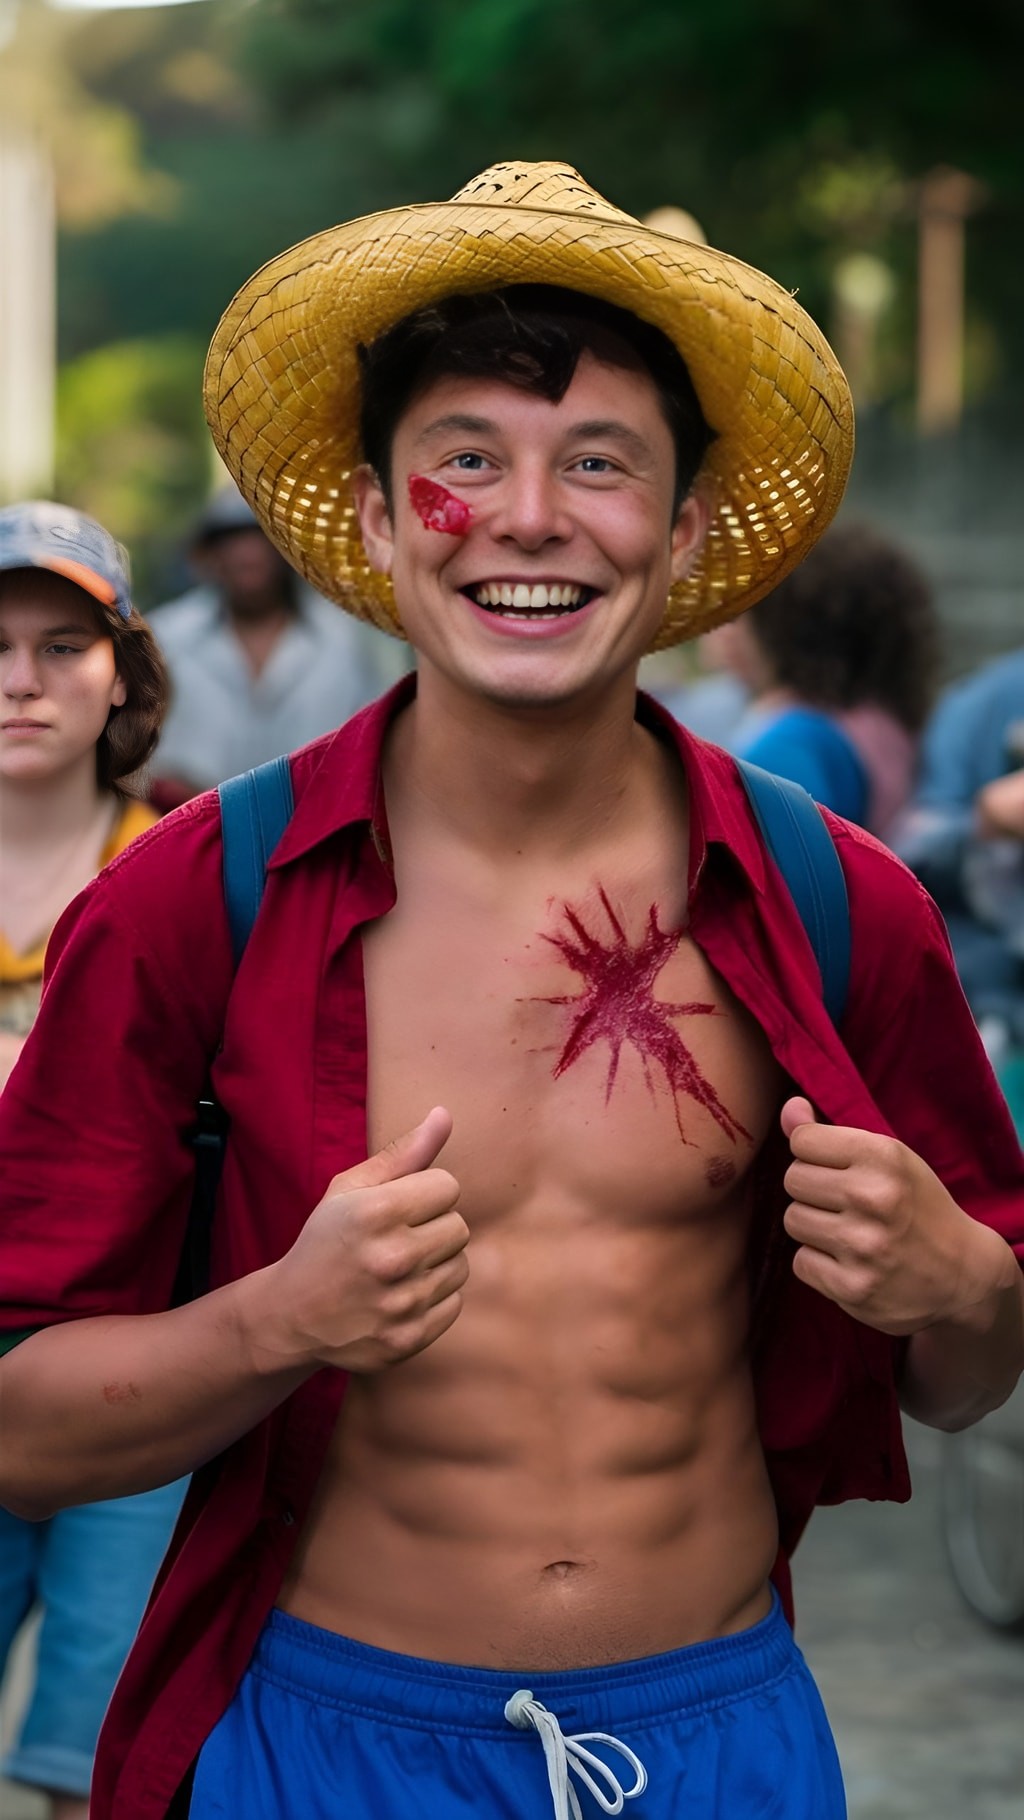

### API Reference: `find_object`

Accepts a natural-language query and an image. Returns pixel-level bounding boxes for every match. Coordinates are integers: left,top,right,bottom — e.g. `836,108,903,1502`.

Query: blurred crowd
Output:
2,487,1024,1815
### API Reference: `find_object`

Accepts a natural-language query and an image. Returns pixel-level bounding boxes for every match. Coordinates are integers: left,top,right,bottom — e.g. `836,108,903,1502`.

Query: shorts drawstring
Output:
504,1687,648,1820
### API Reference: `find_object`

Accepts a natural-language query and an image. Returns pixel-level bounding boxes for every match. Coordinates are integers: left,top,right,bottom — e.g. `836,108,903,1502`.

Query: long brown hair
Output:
92,600,170,796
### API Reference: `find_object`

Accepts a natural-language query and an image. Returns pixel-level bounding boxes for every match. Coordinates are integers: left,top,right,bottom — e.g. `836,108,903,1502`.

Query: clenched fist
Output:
255,1107,468,1373
780,1096,1007,1338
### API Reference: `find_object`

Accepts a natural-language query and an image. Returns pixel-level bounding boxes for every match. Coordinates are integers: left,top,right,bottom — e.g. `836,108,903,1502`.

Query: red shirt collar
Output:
271,673,767,896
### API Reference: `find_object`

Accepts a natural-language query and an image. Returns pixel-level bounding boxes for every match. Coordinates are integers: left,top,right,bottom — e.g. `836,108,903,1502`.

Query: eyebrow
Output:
568,420,654,462
0,622,96,638
412,413,497,446
412,413,654,461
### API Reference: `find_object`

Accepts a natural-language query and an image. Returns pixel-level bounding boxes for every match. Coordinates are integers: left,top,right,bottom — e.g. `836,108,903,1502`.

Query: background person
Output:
0,501,186,1819
146,485,402,807
654,622,753,745
721,524,939,833
893,643,1024,1010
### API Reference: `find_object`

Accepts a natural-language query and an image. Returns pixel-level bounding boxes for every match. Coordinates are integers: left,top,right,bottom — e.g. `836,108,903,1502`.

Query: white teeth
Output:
470,582,587,611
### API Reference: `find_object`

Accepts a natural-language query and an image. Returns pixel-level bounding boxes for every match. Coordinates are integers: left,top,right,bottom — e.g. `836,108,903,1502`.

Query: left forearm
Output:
899,1232,1024,1431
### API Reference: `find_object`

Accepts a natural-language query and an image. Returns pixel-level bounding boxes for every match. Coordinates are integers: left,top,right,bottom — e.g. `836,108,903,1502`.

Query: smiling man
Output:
1,165,1023,1820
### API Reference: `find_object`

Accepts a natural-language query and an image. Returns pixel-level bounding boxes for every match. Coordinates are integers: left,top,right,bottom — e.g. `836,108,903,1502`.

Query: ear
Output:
351,465,395,577
669,488,710,585
111,672,128,710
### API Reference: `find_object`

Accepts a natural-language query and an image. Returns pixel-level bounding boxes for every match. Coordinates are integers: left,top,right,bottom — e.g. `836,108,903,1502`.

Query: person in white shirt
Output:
146,486,405,806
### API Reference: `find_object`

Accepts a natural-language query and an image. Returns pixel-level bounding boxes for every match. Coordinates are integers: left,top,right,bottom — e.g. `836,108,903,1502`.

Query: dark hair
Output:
747,524,940,734
357,285,715,516
98,605,170,796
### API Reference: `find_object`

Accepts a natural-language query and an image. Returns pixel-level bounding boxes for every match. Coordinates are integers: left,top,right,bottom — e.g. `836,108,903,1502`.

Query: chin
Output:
464,667,606,713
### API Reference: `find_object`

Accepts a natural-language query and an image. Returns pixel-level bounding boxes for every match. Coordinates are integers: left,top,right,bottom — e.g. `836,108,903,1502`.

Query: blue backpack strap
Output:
174,757,295,1306
733,757,851,1026
218,754,295,965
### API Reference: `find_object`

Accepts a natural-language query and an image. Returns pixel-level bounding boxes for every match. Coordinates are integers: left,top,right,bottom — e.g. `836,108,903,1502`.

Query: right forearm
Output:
0,1266,313,1519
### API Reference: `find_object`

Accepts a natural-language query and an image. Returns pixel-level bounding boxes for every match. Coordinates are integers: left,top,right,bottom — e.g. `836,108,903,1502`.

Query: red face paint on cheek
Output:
408,475,472,535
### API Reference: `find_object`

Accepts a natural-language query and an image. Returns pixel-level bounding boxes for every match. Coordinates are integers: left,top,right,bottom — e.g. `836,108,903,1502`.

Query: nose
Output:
2,645,44,701
488,461,572,552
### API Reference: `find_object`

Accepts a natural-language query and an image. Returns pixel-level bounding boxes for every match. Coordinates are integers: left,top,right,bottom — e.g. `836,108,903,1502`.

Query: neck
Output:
226,590,294,629
0,756,110,851
384,665,664,861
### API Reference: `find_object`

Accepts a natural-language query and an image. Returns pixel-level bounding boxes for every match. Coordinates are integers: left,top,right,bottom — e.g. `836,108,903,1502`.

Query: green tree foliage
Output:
43,0,1024,564
237,0,1024,387
56,336,210,606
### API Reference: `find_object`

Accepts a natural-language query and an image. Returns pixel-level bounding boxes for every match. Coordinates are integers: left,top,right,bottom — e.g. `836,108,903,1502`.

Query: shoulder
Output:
104,798,159,861
932,648,1024,725
821,810,957,1017
50,790,228,989
824,809,935,926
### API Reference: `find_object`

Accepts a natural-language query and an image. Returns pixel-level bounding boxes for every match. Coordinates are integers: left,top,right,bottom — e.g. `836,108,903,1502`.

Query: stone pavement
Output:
2,1420,1022,1817
795,1420,1024,1819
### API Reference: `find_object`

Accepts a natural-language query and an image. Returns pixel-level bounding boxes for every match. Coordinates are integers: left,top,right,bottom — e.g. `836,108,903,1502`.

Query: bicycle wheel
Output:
941,1421,1024,1632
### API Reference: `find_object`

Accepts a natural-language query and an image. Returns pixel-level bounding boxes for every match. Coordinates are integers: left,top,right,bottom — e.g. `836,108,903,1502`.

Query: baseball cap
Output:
0,500,133,621
191,484,260,546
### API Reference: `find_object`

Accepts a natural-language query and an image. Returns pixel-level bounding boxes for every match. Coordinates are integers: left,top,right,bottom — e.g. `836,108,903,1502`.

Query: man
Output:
146,485,399,806
894,644,1024,1009
2,163,1022,1820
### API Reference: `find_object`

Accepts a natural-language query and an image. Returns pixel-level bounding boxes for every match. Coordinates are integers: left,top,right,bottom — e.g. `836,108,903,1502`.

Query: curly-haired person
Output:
723,523,940,835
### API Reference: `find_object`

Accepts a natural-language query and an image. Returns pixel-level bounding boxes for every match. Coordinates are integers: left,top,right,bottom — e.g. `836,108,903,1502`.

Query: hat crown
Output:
449,161,638,228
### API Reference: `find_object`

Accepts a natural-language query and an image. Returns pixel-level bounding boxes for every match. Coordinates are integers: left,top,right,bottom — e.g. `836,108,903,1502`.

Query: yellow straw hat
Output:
203,160,854,650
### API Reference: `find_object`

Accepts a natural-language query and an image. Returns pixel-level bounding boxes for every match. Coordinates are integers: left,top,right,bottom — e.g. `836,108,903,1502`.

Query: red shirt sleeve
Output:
834,816,1024,1264
0,795,233,1330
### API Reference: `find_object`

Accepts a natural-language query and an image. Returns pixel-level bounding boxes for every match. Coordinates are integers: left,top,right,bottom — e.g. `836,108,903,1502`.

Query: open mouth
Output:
462,581,597,621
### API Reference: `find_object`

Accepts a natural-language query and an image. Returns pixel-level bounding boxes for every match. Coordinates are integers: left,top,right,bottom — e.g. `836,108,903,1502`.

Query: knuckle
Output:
858,1172,899,1219
843,1265,877,1307
375,1330,412,1366
369,1237,412,1284
383,1280,420,1321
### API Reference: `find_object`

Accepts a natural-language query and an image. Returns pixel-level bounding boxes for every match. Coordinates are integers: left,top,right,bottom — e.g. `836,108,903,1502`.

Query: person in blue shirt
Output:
894,646,1024,1006
723,524,939,832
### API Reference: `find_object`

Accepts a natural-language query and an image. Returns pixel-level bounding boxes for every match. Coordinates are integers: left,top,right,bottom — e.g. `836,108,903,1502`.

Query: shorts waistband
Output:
253,1592,798,1735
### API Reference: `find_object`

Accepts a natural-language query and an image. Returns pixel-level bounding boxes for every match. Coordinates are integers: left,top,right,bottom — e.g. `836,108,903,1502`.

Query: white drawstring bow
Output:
504,1687,648,1820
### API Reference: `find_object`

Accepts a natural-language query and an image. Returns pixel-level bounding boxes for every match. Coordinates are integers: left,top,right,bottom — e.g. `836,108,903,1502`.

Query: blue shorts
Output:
190,1591,847,1818
0,1481,186,1797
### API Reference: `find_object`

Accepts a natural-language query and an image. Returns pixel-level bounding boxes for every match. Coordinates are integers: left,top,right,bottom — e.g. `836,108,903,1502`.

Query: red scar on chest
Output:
536,887,751,1147
408,475,473,534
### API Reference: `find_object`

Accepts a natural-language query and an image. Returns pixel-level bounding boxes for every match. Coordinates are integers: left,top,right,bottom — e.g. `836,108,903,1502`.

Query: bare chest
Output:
363,870,781,1228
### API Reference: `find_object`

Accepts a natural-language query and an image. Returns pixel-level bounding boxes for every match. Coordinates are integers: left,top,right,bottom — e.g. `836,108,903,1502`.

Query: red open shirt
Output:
2,680,1022,1819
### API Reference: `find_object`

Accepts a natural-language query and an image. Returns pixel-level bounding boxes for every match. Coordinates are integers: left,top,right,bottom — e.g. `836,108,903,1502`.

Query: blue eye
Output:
577,457,614,473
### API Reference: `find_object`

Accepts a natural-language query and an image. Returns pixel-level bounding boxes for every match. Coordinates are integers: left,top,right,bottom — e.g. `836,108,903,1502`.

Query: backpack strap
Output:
733,757,851,1026
218,754,295,965
175,757,295,1305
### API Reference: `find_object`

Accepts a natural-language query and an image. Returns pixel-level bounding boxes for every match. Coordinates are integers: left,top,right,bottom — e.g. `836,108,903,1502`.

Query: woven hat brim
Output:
204,198,854,650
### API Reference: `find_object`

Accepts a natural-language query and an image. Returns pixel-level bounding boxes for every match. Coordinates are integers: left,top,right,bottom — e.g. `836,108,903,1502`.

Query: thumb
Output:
334,1107,453,1191
780,1096,817,1143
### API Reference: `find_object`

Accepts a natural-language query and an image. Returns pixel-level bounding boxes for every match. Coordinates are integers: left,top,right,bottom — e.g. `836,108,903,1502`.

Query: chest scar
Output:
408,475,473,534
534,886,751,1146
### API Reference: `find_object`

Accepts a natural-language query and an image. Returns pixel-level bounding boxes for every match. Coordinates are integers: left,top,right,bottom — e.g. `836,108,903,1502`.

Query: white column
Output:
0,122,56,500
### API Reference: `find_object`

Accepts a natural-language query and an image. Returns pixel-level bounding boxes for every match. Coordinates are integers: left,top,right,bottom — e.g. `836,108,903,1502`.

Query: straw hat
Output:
203,161,854,650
